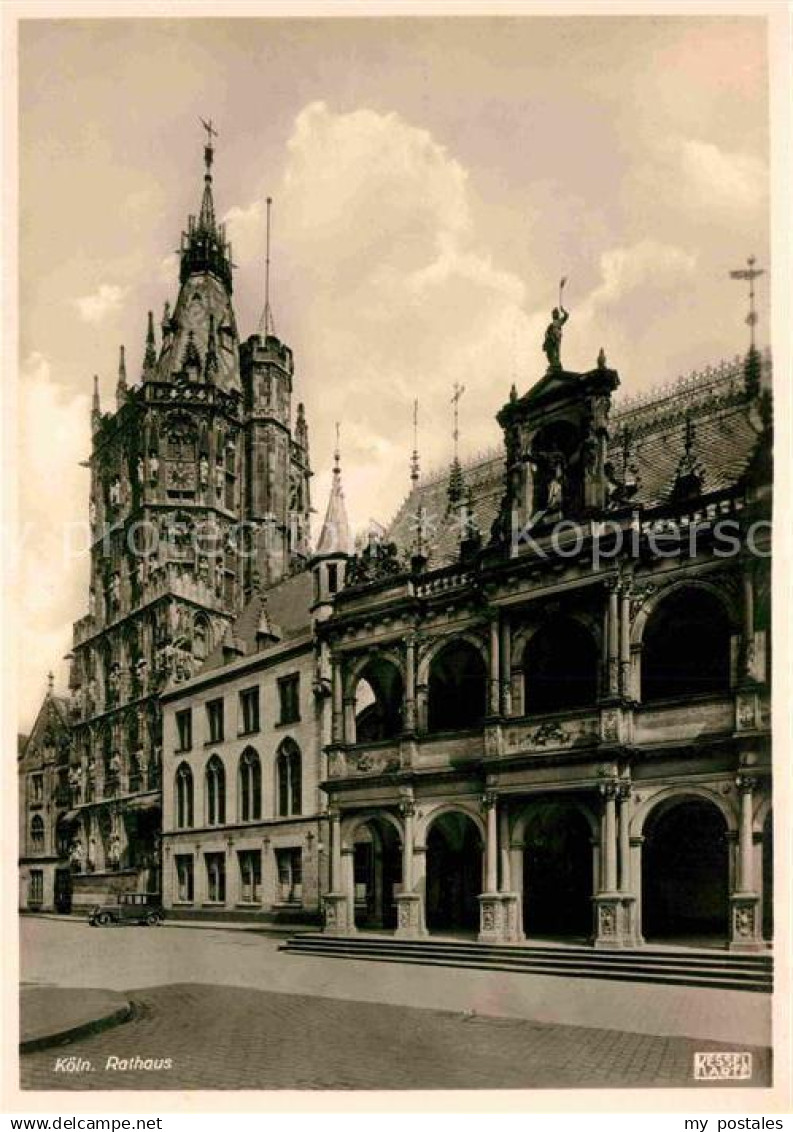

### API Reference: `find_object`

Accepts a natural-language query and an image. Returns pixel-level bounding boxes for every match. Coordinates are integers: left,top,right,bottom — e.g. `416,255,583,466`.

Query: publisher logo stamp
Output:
694,1052,753,1081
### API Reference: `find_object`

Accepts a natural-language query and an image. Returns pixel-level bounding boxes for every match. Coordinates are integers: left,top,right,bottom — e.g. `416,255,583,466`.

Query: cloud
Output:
73,282,126,323
17,352,90,727
277,102,535,533
223,200,265,265
676,139,768,215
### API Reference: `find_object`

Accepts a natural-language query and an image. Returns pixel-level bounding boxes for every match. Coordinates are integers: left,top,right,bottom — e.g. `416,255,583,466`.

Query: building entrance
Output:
642,798,729,943
352,818,402,930
425,811,483,933
522,803,593,940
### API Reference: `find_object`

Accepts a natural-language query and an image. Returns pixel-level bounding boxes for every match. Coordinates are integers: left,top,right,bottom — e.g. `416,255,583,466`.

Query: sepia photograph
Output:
7,3,789,1110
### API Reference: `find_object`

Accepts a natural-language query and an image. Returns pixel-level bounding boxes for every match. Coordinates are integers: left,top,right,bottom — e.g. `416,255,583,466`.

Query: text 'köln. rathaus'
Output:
19,133,773,961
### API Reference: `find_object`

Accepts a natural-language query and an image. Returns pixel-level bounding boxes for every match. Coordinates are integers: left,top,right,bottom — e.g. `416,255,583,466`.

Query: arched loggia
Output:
425,810,483,933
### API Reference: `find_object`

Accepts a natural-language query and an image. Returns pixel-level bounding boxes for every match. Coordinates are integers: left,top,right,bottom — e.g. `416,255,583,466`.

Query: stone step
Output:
281,935,772,993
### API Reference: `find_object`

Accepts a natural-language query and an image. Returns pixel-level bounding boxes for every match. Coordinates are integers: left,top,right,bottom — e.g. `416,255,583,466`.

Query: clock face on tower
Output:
166,461,197,493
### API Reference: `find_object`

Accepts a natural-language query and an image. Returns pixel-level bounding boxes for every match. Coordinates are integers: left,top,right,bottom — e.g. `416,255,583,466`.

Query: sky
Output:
16,14,770,729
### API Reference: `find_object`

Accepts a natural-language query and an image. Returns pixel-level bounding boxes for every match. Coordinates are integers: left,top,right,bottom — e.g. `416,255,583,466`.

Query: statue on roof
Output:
542,278,569,372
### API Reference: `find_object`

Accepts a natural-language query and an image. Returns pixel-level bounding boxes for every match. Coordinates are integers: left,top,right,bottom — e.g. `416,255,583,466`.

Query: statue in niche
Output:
69,837,84,870
542,305,569,372
199,454,210,488
136,456,145,485
545,455,565,513
214,460,224,498
149,453,159,485
87,836,97,871
107,833,121,869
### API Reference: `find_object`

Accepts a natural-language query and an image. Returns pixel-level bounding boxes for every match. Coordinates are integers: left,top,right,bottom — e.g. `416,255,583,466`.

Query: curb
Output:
20,1000,133,1054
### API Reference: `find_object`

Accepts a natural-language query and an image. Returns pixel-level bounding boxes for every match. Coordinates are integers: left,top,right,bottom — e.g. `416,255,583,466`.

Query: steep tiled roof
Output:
200,569,313,673
385,354,769,569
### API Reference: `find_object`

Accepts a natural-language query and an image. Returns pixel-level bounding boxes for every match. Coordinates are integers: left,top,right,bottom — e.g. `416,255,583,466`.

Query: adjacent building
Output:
18,679,73,913
159,448,353,921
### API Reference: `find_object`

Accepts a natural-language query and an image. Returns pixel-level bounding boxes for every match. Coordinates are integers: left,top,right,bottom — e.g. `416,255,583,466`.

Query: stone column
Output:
331,658,343,745
594,781,623,948
323,808,354,935
395,795,426,937
620,586,632,699
730,775,761,950
478,792,520,942
742,567,755,680
404,634,417,733
617,783,638,945
488,616,501,717
500,617,513,716
343,696,356,747
607,582,620,697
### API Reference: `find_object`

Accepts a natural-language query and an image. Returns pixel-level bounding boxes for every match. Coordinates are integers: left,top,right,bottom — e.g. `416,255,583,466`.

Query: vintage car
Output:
88,892,164,926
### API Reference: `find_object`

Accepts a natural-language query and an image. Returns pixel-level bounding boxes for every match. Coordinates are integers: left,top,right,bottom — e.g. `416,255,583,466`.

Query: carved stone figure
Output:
149,454,159,484
199,454,209,488
546,458,564,512
542,306,569,371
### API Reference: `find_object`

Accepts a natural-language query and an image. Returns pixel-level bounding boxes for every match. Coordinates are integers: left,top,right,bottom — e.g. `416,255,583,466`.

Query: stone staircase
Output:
280,933,773,993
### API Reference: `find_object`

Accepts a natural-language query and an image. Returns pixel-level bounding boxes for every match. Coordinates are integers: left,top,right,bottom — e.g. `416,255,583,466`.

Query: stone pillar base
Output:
478,892,524,943
323,892,355,936
394,893,427,938
593,894,639,949
729,892,763,951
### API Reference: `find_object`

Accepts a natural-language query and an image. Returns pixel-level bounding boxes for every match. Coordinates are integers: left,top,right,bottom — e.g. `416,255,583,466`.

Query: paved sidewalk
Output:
24,912,312,935
20,986,131,1052
20,983,771,1091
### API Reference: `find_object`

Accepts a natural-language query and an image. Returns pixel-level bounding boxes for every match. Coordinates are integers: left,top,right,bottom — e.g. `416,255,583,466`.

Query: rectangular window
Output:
238,850,262,904
175,855,194,903
205,852,226,903
239,687,260,735
327,563,338,594
206,698,224,743
28,870,44,907
275,847,303,904
278,674,300,725
176,708,192,752
30,773,44,805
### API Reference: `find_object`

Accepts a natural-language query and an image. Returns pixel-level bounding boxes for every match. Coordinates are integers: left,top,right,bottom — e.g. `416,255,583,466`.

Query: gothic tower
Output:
64,131,311,904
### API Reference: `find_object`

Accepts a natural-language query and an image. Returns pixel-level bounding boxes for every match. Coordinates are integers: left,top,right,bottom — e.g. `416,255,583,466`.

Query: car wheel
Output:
96,912,111,926
146,911,162,926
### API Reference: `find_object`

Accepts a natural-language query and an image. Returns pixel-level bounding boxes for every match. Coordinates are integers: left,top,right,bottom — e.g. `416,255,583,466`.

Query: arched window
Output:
175,762,194,829
276,740,302,817
427,640,487,733
354,658,404,742
193,615,210,664
523,618,599,715
239,748,262,822
30,814,45,851
206,755,226,825
642,588,731,702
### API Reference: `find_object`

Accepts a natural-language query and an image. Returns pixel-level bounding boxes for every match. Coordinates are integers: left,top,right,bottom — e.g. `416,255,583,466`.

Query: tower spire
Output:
179,120,233,292
91,375,101,430
258,196,275,337
316,422,352,557
198,117,218,234
143,311,157,377
116,345,127,408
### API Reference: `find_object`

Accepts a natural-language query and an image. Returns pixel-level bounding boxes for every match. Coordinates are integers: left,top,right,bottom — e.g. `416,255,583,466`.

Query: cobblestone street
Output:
21,982,770,1091
20,918,772,1092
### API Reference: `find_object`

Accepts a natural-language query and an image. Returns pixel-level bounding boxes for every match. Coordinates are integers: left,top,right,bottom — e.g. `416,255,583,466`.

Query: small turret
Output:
312,425,353,616
143,311,157,378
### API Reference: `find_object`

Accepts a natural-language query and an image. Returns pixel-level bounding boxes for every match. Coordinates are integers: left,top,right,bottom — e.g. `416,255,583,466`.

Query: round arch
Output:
511,796,599,846
640,791,731,942
416,801,486,848
425,637,488,733
424,807,484,933
416,630,488,688
344,648,406,699
630,579,739,649
341,808,404,851
630,784,738,839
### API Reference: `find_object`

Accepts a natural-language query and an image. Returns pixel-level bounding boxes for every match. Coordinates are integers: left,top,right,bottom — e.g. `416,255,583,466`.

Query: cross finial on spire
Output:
410,399,420,485
451,382,465,464
729,254,765,352
333,421,341,475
